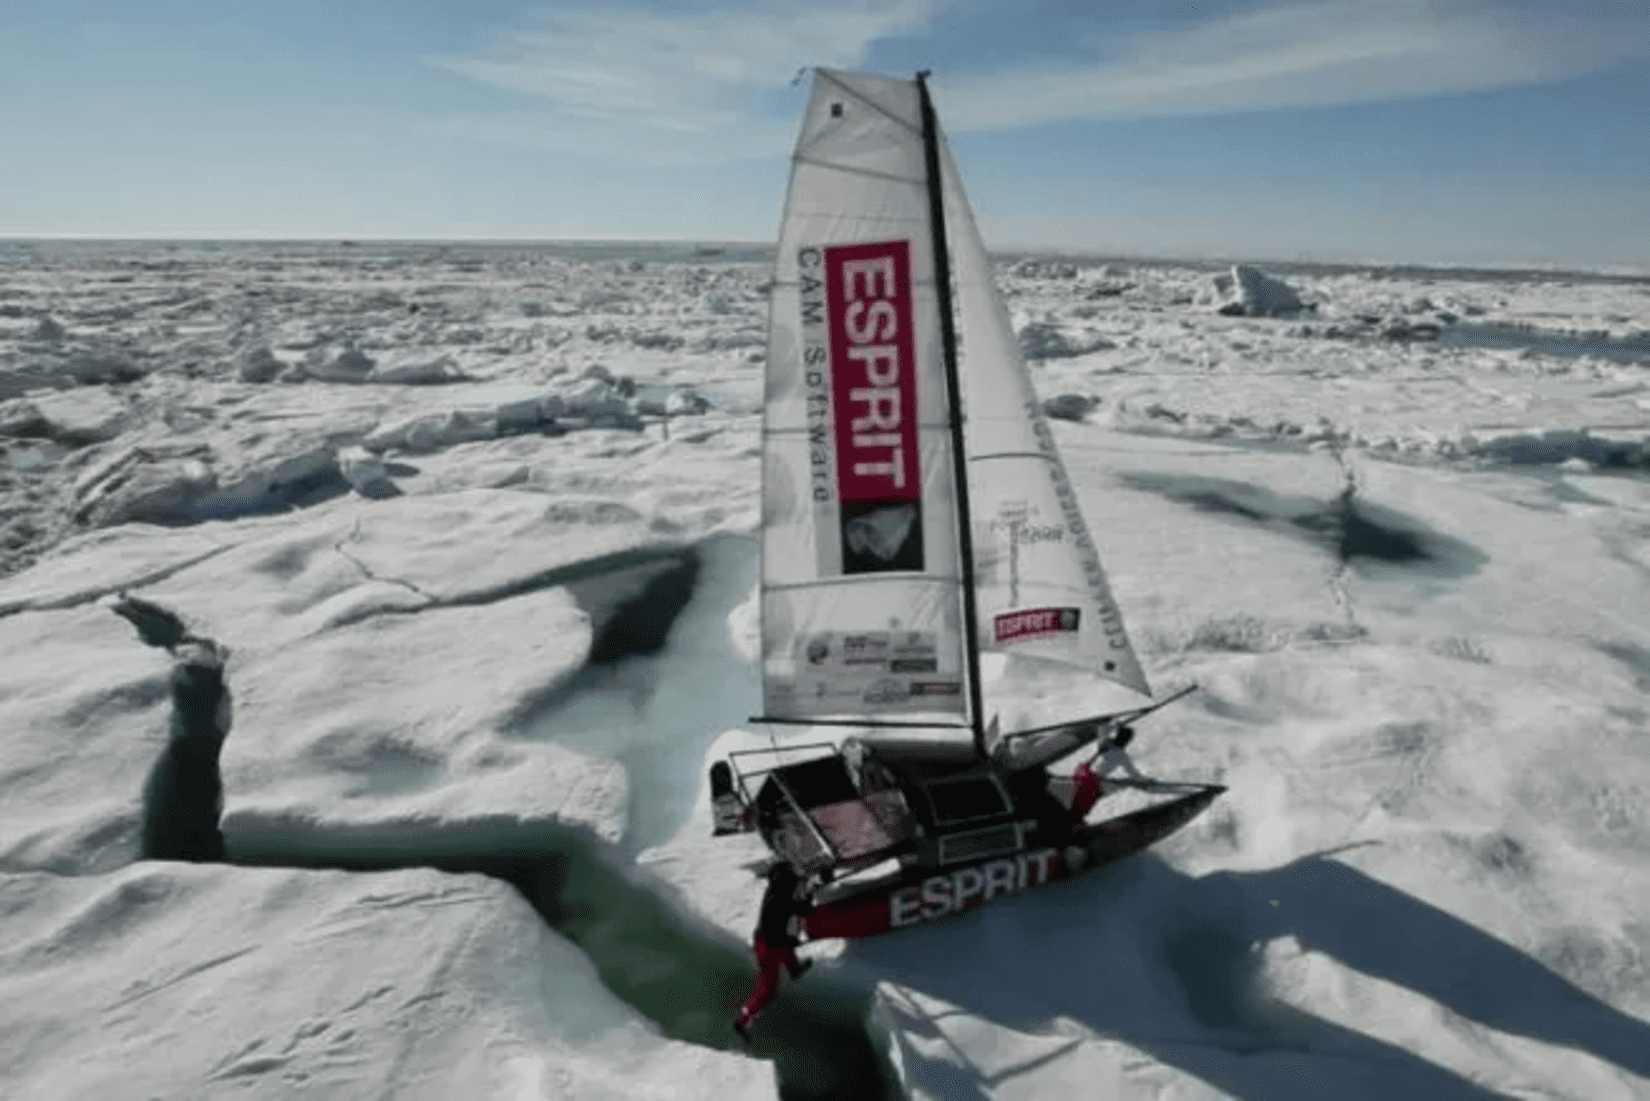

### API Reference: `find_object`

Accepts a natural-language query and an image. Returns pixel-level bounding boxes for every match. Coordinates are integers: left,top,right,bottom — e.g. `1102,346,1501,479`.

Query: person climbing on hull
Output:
733,862,813,1043
1067,723,1141,828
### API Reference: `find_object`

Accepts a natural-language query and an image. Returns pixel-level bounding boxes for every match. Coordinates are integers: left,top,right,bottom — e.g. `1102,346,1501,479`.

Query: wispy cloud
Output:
425,0,1647,162
427,0,936,164
936,1,1650,131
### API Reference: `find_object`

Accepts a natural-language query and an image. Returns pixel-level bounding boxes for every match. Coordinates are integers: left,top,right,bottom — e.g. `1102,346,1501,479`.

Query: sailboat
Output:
708,68,1224,939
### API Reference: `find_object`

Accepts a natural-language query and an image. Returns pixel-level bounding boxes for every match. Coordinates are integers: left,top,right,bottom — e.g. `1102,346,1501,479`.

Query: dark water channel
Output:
1439,324,1650,365
127,538,893,1101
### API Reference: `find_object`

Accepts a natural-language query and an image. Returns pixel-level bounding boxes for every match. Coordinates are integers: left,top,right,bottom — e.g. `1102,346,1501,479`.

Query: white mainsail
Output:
759,68,1151,739
759,70,967,722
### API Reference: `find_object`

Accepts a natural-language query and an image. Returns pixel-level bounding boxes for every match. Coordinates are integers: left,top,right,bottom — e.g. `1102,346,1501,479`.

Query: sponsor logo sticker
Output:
993,606,1081,645
889,849,1061,927
823,240,923,574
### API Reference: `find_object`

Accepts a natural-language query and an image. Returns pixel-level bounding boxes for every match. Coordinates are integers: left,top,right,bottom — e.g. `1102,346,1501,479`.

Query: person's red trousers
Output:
1069,761,1103,826
735,933,800,1032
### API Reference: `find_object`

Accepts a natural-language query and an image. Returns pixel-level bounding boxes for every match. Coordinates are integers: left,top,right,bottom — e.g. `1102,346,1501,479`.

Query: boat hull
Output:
803,784,1225,939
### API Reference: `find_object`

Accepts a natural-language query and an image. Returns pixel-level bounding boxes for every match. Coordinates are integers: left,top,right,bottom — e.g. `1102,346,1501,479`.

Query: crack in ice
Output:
331,517,435,605
1324,441,1366,639
0,541,237,619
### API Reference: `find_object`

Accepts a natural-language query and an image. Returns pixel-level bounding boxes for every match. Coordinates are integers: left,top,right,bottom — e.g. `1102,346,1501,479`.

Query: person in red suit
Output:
1069,724,1140,827
733,862,813,1043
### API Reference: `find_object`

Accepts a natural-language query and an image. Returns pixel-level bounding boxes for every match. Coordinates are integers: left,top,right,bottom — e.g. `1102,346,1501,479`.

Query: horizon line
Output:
2,235,1644,279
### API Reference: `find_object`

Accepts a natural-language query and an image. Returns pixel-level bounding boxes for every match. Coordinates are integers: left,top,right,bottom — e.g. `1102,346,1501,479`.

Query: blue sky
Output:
3,0,1647,266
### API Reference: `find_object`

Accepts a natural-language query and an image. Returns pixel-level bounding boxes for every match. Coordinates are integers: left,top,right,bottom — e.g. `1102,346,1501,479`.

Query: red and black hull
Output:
803,784,1225,939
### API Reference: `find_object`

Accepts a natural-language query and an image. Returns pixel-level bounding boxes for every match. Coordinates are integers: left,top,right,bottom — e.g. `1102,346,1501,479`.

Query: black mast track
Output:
916,70,987,759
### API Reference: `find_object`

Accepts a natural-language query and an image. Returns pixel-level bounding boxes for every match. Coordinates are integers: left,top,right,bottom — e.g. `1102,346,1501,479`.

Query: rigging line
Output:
765,714,783,769
771,770,837,862
816,68,923,137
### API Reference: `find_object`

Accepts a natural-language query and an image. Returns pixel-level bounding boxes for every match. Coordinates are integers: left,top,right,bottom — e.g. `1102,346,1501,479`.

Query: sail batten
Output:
764,575,962,594
971,451,1067,463
790,158,926,186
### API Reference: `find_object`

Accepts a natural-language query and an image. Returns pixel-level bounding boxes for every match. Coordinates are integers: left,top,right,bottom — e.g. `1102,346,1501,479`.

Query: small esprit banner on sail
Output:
931,90,1155,729
760,69,967,722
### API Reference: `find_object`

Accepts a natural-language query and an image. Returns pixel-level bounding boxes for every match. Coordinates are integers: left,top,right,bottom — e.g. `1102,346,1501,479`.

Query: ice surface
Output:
1199,263,1306,316
654,416,1650,1098
0,862,771,1101
0,341,142,400
26,388,129,444
3,241,1649,1099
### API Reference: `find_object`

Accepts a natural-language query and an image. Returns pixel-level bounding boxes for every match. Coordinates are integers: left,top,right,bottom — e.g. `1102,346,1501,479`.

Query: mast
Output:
916,71,986,757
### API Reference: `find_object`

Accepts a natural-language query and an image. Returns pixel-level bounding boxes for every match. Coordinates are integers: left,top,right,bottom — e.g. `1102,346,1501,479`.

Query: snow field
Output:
2,242,1649,1099
0,861,772,1101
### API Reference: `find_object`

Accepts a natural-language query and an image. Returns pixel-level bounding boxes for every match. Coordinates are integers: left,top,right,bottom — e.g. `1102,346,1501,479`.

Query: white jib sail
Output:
931,110,1155,738
760,69,967,723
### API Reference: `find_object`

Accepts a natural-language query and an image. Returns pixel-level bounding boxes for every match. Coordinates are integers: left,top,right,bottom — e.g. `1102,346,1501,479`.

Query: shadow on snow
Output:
1119,471,1488,580
846,851,1650,1099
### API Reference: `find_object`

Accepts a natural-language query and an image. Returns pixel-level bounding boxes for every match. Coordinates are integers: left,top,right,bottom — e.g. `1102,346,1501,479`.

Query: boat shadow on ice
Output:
1119,472,1489,582
845,852,1650,1098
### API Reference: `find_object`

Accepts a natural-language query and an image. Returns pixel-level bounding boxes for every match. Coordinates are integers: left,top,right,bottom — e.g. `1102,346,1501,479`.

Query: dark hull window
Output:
925,775,1010,824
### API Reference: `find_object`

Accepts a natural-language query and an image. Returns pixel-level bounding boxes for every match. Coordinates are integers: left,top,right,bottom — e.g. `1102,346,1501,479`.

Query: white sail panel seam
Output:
771,269,942,284
778,217,929,233
790,158,925,187
970,451,1059,462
